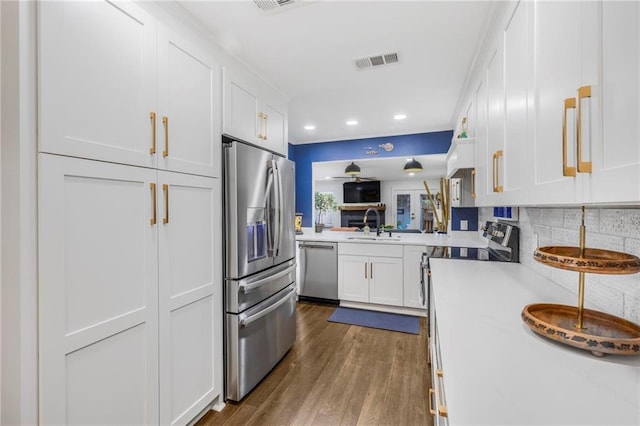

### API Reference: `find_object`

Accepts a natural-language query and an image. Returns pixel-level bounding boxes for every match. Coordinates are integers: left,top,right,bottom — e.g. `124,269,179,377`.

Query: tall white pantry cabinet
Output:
37,1,223,425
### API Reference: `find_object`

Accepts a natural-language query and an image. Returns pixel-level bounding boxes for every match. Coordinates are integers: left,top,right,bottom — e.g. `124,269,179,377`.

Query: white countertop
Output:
296,228,487,248
429,259,640,426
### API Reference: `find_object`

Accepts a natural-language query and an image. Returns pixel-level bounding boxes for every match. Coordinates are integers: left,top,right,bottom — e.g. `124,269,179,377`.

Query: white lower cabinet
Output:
38,154,222,425
403,245,426,309
338,243,403,307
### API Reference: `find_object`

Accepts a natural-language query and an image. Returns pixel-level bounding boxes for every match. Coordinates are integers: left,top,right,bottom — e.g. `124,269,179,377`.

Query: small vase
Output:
314,223,323,233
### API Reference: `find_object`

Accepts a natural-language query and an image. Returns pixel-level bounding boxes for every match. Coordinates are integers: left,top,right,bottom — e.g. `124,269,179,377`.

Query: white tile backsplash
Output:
479,206,640,323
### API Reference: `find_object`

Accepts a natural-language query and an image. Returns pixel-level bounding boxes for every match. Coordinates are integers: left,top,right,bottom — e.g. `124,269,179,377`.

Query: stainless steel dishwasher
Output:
298,241,338,303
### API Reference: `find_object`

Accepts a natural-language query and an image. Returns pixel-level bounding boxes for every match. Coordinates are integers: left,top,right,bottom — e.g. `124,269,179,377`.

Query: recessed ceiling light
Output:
394,114,407,120
325,176,332,180
406,158,413,162
304,125,316,130
408,172,415,176
346,120,358,126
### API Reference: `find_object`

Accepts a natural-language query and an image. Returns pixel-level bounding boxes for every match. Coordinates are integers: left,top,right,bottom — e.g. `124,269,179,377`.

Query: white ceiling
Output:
178,0,497,144
312,154,447,183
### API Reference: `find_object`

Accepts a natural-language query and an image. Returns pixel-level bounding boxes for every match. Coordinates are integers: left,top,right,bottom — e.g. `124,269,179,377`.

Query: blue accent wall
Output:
290,131,453,226
451,207,479,231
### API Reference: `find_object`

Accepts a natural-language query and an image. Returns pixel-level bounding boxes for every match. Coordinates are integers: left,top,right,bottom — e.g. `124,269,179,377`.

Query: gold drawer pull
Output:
577,85,592,173
428,388,436,416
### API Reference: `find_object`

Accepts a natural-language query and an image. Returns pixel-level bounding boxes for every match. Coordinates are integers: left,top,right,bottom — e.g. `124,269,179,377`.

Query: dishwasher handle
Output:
298,243,335,250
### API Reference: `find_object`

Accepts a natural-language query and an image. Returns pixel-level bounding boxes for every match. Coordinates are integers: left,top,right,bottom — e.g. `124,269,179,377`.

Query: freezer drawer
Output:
225,284,297,401
225,259,296,314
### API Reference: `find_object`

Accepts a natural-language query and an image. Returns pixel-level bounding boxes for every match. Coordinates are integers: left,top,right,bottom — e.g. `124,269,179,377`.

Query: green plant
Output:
314,192,337,224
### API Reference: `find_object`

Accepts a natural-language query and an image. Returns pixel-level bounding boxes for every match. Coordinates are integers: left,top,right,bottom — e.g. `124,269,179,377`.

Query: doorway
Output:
392,190,435,232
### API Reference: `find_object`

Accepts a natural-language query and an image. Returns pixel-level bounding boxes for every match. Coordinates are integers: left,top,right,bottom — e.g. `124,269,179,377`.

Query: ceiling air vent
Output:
253,0,298,12
354,52,399,70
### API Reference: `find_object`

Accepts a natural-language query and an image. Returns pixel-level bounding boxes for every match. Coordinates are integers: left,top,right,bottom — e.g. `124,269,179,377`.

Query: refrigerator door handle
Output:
272,159,282,257
265,165,275,255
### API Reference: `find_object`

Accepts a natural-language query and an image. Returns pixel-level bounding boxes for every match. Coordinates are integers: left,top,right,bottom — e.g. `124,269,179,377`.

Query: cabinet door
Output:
592,2,640,202
158,171,222,425
529,1,588,204
222,68,260,145
369,256,403,307
474,77,491,205
502,0,530,203
484,44,503,206
38,154,159,425
262,101,287,155
158,27,222,178
39,1,157,168
403,246,426,309
338,255,369,303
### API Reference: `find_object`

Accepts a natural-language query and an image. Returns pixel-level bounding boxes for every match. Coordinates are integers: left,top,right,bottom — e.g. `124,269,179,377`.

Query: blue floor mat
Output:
327,307,420,335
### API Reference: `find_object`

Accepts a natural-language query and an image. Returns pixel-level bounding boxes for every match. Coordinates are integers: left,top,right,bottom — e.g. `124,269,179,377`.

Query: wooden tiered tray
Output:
534,246,640,275
522,303,640,357
522,207,640,357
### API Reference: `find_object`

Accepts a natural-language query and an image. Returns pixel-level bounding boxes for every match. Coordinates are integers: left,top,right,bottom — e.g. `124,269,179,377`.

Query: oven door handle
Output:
239,264,296,293
239,287,296,327
419,260,428,306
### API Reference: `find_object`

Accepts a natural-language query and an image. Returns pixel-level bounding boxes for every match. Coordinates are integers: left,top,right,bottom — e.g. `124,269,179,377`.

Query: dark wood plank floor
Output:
197,302,432,426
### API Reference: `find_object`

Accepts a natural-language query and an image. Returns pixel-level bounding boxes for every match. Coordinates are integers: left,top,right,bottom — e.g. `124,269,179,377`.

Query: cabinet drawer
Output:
338,243,403,257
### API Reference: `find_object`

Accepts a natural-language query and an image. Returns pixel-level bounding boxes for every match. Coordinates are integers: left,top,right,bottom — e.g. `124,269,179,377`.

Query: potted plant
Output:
314,192,337,233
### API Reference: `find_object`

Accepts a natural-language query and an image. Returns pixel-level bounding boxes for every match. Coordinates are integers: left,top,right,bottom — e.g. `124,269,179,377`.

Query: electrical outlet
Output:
460,220,468,231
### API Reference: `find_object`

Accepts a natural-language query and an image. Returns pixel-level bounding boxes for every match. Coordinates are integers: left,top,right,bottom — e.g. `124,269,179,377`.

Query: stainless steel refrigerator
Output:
223,138,297,401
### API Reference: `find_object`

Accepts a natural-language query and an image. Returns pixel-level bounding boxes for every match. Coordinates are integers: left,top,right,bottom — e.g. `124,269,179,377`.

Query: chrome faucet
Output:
363,208,381,236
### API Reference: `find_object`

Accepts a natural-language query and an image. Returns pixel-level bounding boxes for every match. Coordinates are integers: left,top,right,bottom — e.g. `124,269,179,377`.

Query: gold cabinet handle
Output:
562,98,577,177
471,168,476,198
492,150,503,192
149,112,157,154
257,112,265,139
577,85,592,173
428,388,436,416
162,183,169,224
364,262,368,279
162,116,169,157
150,183,157,225
263,113,268,140
436,369,443,377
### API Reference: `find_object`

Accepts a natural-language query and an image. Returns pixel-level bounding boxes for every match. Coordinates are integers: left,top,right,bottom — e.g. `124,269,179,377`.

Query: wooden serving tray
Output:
522,303,640,356
533,246,640,274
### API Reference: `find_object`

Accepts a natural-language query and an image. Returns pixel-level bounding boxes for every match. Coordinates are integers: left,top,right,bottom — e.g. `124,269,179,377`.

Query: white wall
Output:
479,207,640,324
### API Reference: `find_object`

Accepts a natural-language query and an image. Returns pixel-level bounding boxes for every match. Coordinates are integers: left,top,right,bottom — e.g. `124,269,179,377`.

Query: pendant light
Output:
404,158,423,173
344,161,361,176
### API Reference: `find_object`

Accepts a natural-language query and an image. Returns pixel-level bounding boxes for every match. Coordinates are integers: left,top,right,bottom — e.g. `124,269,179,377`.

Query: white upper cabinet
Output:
502,0,530,204
39,1,222,177
39,1,157,168
528,0,597,204
592,1,640,202
469,0,639,206
223,67,288,156
157,27,222,178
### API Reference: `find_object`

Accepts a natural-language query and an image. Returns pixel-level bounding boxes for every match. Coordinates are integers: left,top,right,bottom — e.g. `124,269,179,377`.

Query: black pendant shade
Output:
345,162,361,176
404,158,423,173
